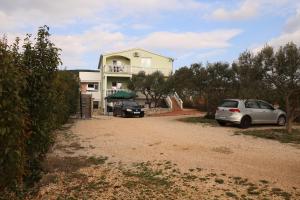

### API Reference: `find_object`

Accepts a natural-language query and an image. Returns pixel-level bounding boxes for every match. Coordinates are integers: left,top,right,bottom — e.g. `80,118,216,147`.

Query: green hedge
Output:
0,26,79,194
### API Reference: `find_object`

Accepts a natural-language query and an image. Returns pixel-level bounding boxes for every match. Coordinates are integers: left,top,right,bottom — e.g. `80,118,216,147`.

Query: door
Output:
257,101,277,123
244,100,262,124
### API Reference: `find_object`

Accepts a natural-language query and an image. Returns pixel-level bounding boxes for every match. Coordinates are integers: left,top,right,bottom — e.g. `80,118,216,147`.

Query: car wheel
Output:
217,120,226,126
113,111,117,117
277,115,286,126
239,116,251,129
121,111,127,118
139,113,144,118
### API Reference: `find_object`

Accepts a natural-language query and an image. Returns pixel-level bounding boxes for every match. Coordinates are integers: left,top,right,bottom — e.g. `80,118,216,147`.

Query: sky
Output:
1,0,300,70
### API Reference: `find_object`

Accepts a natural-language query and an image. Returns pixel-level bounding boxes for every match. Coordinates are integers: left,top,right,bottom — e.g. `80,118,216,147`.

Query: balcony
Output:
106,89,132,96
104,65,131,74
104,65,172,77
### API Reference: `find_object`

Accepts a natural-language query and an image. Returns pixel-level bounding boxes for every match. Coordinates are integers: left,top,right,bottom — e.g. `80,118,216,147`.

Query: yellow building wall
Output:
102,49,173,76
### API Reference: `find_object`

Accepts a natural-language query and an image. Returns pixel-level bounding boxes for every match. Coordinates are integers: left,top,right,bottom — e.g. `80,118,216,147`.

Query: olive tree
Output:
258,43,300,133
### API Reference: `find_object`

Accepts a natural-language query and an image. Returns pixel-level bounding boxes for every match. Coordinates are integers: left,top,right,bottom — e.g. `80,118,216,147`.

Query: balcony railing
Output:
103,65,172,76
104,65,131,74
106,89,131,96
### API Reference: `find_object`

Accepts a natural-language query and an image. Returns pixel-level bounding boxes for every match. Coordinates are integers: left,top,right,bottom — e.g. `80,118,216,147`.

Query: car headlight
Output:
141,108,145,111
126,108,132,112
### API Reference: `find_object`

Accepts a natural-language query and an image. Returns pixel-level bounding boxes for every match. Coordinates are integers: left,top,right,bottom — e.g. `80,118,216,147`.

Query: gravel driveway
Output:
64,115,300,190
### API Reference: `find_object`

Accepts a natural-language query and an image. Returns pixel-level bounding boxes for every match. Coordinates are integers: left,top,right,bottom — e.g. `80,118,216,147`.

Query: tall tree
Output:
259,43,300,133
22,25,62,184
204,62,235,117
172,66,195,102
0,37,28,190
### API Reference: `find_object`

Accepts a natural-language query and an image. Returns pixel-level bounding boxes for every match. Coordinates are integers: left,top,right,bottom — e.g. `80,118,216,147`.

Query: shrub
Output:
0,26,79,193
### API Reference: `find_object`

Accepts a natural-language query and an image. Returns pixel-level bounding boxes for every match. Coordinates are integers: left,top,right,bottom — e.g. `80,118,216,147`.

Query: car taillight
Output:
229,108,240,113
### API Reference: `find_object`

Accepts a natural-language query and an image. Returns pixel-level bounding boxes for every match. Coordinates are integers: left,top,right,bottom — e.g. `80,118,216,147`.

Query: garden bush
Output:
0,26,79,194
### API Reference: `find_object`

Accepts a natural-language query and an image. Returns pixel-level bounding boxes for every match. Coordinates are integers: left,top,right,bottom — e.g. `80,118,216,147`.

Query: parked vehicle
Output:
215,99,286,128
113,100,145,118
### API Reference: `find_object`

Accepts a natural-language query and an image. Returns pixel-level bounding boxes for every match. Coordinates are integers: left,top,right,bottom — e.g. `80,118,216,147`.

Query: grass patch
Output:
88,156,108,165
226,191,238,198
122,162,172,188
177,117,217,126
43,156,108,173
235,129,300,144
215,178,224,184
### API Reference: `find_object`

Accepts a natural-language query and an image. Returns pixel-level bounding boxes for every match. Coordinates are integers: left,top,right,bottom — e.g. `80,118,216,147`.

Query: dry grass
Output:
177,116,217,126
235,129,300,145
26,159,300,200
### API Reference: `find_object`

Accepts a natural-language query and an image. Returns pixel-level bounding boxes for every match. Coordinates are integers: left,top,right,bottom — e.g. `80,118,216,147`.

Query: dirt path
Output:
60,115,300,189
33,115,300,199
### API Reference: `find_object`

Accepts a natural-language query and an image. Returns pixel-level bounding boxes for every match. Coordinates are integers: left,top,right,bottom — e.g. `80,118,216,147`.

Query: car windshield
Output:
219,100,238,108
123,101,139,107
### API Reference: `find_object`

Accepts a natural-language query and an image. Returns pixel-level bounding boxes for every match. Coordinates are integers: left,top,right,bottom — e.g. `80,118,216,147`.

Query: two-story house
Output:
98,48,174,112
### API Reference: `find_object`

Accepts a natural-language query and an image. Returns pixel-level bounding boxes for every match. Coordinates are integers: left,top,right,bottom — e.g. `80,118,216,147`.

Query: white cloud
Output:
210,0,260,20
51,28,126,67
285,7,300,33
0,0,104,31
253,6,300,53
253,30,300,53
209,0,292,21
49,28,241,67
0,0,205,32
129,30,242,51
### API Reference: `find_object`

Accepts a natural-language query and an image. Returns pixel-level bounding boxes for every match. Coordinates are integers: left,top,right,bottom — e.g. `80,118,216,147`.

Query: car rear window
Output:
219,100,238,108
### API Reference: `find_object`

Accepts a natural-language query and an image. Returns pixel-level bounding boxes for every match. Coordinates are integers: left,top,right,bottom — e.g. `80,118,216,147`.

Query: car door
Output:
257,101,277,123
244,100,262,124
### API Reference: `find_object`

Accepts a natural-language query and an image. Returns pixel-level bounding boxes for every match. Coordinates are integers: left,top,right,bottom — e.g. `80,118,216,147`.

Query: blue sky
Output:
1,0,300,70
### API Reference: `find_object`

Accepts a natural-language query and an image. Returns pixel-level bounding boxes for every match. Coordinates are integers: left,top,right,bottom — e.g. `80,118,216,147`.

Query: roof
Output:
102,48,174,60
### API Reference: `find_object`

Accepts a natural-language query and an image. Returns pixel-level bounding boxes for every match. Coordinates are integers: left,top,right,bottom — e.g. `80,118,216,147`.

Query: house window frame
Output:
87,82,99,92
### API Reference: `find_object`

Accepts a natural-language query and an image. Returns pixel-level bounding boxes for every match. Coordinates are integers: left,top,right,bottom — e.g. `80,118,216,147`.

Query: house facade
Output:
78,70,101,109
98,48,174,112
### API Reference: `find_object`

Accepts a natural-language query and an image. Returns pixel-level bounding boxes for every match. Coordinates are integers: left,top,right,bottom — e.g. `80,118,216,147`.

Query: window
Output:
93,101,99,109
245,100,260,109
141,58,151,68
219,100,238,108
258,101,274,110
87,83,99,91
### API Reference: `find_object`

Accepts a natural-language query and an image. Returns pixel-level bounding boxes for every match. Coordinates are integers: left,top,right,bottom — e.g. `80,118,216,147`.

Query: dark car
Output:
113,100,144,118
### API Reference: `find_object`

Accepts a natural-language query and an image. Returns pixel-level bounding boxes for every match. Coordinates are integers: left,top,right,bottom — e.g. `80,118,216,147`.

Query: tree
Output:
0,37,29,190
128,71,151,106
172,66,195,103
232,51,265,99
128,71,172,108
22,25,63,184
204,62,235,117
259,43,300,133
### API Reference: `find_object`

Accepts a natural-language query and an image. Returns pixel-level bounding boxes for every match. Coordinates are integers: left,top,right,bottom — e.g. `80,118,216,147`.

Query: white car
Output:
215,99,286,128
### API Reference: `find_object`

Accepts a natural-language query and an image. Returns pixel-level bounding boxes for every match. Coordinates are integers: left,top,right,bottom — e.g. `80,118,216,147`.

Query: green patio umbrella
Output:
105,91,137,99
